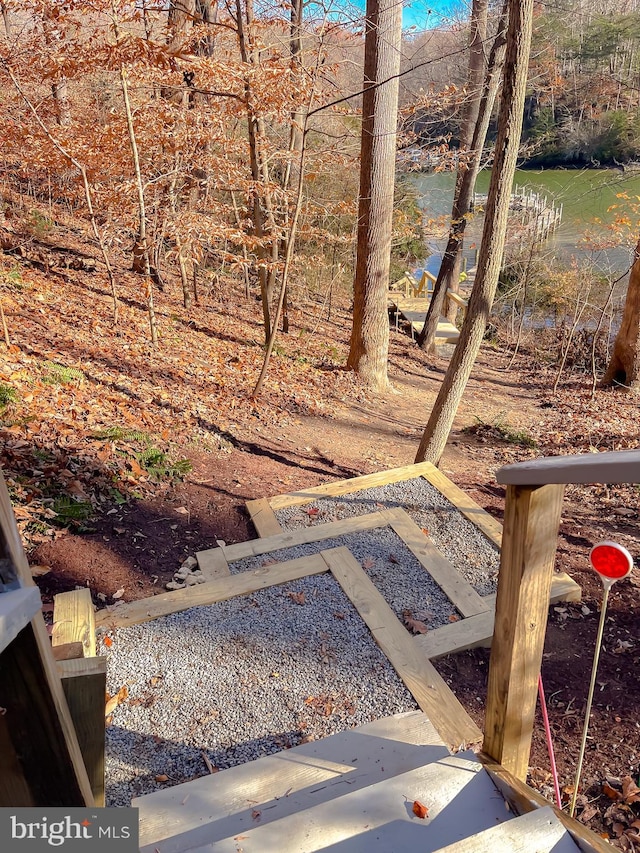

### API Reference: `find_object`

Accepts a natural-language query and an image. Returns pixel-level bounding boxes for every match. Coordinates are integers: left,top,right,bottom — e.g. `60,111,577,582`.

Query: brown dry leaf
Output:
105,685,128,716
388,554,399,564
362,557,375,570
29,564,51,577
155,774,169,783
421,527,429,536
112,587,125,600
403,609,429,635
579,804,599,824
251,810,261,821
412,800,428,819
448,614,460,622
304,507,319,517
604,781,621,800
621,776,640,804
288,591,306,605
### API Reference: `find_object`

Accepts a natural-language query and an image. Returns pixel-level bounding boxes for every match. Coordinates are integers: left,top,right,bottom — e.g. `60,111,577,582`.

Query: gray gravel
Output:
274,477,500,596
101,571,417,807
102,475,497,807
229,527,459,628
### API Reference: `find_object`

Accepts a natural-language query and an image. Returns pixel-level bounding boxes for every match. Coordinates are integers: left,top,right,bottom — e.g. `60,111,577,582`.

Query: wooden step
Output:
136,711,450,852
432,805,580,852
157,751,509,852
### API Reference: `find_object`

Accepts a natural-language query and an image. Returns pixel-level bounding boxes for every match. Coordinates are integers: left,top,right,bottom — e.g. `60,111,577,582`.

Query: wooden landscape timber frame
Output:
245,460,581,659
97,460,581,751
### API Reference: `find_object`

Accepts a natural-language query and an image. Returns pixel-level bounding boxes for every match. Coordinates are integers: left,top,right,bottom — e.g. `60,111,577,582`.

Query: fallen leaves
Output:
105,684,128,717
403,609,429,635
412,800,429,819
288,591,306,605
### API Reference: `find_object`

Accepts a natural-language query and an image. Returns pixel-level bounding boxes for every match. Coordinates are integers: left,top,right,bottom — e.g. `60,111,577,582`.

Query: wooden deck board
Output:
321,546,481,747
95,554,329,629
136,711,448,851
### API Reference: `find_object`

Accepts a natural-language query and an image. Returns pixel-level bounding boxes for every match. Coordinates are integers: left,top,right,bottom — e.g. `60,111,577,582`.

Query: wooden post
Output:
52,589,106,806
483,482,565,779
58,657,107,806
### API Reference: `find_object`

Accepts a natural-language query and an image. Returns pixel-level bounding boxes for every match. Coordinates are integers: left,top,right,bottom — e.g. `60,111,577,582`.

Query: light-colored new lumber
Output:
220,510,391,562
384,507,489,618
95,554,329,629
267,461,440,510
497,448,640,486
432,806,577,853
322,546,481,748
0,585,41,655
58,656,107,806
245,497,283,537
136,711,449,851
483,483,566,780
419,463,505,548
415,596,496,659
195,547,230,581
479,755,612,853
52,588,96,657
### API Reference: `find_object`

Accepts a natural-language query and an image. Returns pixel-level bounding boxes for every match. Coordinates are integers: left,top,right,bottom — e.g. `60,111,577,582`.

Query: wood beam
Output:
482,483,565,779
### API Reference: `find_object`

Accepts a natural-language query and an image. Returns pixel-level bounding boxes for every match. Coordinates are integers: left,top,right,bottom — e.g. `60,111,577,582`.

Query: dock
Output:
389,270,470,345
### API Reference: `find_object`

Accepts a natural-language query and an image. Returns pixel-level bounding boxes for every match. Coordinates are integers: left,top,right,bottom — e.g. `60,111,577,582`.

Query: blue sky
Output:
402,0,469,29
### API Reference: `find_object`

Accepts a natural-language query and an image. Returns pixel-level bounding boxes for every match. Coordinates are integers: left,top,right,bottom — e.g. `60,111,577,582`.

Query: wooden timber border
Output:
244,460,581,659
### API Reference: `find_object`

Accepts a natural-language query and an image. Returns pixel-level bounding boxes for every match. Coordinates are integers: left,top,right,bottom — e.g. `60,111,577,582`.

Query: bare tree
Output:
418,0,508,353
346,0,402,391
415,0,535,465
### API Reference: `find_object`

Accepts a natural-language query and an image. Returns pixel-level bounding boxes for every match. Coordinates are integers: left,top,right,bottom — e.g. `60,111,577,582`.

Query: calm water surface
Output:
410,168,640,277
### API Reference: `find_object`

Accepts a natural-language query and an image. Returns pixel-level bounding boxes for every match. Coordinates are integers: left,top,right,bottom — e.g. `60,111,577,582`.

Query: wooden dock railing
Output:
483,449,640,779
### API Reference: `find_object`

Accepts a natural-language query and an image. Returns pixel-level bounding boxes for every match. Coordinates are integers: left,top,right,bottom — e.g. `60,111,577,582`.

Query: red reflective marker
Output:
571,539,635,818
589,540,634,582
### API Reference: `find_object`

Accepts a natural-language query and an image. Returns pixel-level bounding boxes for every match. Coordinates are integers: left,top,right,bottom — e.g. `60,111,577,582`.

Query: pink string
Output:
538,673,562,809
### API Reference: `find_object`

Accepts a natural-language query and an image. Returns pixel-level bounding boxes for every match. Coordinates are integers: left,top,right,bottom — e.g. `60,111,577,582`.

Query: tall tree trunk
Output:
346,0,402,391
415,0,534,465
418,0,507,353
601,237,640,389
0,2,12,40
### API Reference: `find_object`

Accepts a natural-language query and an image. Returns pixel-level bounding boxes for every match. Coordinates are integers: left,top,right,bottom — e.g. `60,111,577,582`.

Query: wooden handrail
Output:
484,448,640,782
497,449,640,485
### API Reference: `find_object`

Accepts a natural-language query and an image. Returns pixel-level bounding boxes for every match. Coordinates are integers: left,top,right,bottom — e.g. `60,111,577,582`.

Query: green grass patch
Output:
42,362,85,385
464,416,538,449
0,383,17,411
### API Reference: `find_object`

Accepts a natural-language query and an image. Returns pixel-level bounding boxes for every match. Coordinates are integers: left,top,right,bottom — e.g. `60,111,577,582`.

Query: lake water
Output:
409,168,640,278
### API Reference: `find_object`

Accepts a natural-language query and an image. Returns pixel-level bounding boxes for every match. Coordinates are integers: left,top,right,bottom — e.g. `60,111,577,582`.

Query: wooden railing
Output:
483,449,640,778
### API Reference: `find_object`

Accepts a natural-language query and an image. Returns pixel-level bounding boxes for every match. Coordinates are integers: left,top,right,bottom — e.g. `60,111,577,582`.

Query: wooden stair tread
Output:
433,806,580,852
136,711,449,851
151,751,509,852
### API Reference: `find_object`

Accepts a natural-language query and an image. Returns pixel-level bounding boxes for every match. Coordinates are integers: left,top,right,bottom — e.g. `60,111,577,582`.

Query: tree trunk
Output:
415,0,534,465
601,237,640,389
418,0,507,353
1,1,12,40
346,0,402,391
